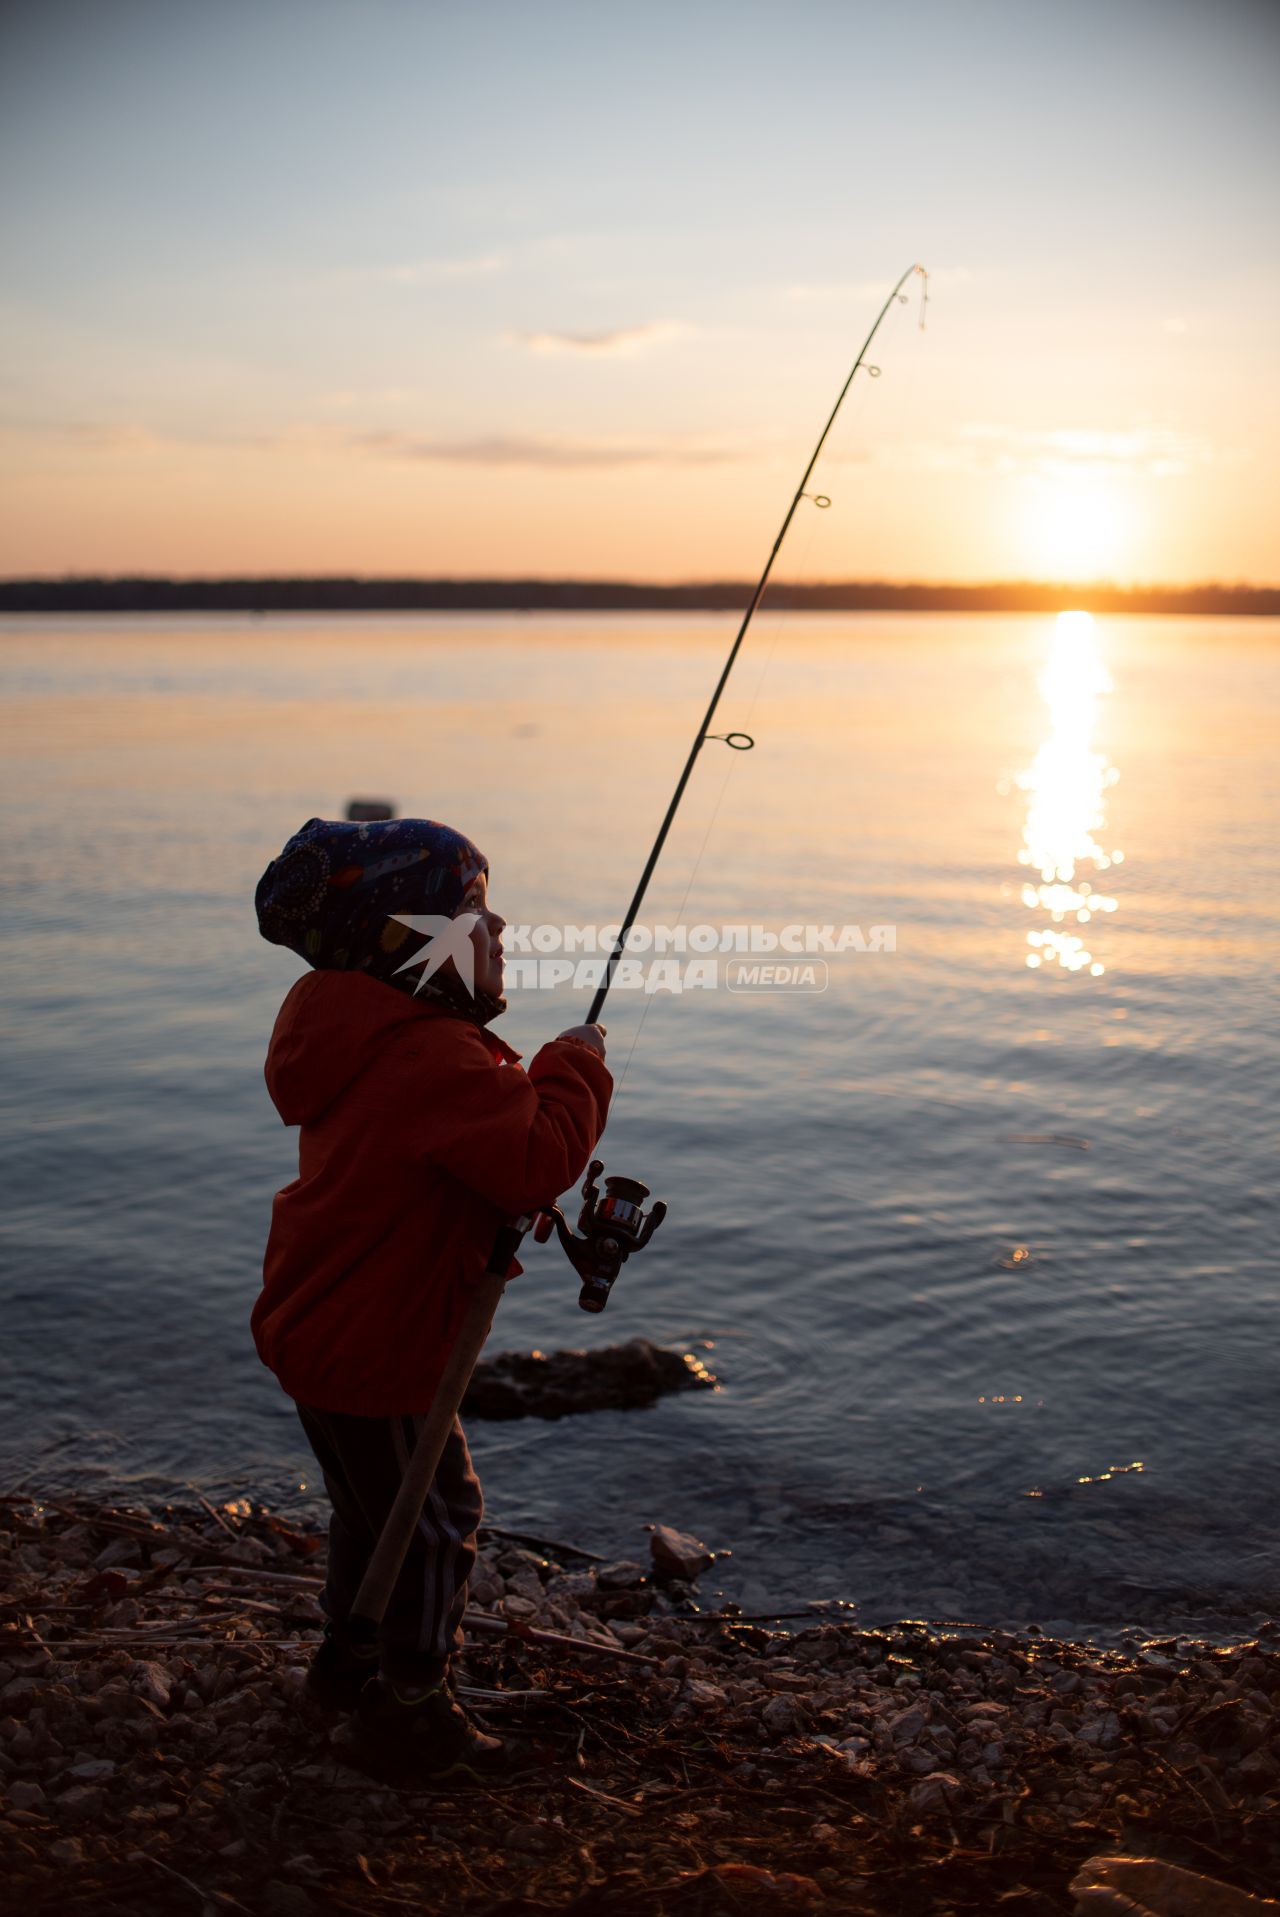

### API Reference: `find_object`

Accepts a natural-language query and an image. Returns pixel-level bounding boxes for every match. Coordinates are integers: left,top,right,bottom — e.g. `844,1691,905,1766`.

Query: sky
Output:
1,0,1277,585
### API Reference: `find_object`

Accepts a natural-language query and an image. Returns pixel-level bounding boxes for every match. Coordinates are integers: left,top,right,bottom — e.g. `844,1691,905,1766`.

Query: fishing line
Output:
478,266,930,1313
608,498,829,1107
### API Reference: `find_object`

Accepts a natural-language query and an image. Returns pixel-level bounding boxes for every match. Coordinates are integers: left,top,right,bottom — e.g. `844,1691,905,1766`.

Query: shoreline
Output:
3,1489,1279,1913
2,577,1278,617
9,1455,1275,1656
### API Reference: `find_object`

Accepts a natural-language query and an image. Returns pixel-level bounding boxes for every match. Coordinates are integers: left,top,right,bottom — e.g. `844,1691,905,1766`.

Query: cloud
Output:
57,422,166,452
0,414,745,472
350,429,736,469
784,266,969,304
952,423,1217,479
509,321,689,357
0,419,281,454
784,280,897,305
314,387,425,411
377,255,504,284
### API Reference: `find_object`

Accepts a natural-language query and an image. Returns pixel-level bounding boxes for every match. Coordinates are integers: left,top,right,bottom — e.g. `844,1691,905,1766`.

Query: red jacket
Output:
252,971,612,1415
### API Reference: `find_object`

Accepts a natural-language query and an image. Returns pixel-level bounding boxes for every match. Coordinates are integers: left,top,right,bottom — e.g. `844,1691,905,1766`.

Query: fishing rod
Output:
587,259,929,1024
348,265,930,1638
528,260,928,1299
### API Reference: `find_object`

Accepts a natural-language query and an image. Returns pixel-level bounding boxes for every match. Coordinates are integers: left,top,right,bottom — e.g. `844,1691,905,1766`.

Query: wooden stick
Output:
136,1853,255,1913
191,1489,240,1540
30,1616,657,1670
190,1564,323,1590
46,1639,276,1656
350,1268,509,1631
456,1685,548,1705
564,1774,645,1817
464,1610,658,1667
480,1524,605,1564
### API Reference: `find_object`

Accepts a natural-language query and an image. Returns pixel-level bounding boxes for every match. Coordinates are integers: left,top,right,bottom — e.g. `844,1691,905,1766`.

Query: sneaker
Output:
352,1676,512,1781
302,1622,380,1713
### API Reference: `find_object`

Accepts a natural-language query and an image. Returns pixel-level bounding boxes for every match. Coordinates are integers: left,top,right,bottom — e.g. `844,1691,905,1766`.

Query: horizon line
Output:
3,571,1278,591
1,574,1277,617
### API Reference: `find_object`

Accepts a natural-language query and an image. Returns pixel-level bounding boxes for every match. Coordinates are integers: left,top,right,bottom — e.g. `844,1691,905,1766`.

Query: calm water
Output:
1,611,1277,1640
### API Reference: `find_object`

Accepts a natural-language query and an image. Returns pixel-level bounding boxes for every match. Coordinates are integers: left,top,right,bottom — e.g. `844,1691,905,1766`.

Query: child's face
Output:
460,872,505,998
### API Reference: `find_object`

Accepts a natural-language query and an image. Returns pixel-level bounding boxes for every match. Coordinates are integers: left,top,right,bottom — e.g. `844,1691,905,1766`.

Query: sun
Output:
1018,476,1136,580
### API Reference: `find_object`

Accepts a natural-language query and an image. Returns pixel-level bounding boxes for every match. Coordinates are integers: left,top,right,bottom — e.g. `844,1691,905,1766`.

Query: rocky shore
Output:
3,1489,1280,1915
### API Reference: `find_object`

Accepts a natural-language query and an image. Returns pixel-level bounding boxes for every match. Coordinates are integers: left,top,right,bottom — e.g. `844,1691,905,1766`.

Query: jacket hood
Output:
265,970,445,1125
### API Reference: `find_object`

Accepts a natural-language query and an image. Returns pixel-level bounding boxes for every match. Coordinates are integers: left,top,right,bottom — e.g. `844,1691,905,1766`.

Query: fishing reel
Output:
533,1160,666,1313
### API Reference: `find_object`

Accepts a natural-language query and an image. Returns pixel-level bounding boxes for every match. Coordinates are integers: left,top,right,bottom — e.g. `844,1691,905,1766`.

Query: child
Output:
252,815,611,1775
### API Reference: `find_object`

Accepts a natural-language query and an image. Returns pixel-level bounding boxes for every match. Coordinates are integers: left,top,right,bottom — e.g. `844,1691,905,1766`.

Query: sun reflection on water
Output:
1016,611,1123,975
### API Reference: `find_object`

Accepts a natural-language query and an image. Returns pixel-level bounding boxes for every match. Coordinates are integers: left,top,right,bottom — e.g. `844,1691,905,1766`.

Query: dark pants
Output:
295,1404,484,1684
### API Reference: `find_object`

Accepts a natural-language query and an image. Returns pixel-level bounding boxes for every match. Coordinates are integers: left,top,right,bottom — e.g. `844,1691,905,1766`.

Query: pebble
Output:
759,1668,811,1694
550,1572,596,1603
67,1758,115,1782
908,1771,963,1814
504,1570,544,1603
760,1695,806,1737
886,1702,931,1747
93,1538,141,1572
285,1854,323,1878
1076,1710,1122,1750
57,1786,105,1820
596,1560,647,1591
131,1662,172,1710
649,1525,714,1581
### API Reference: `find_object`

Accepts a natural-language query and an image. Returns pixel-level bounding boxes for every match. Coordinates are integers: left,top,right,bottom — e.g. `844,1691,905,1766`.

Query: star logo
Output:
389,912,481,997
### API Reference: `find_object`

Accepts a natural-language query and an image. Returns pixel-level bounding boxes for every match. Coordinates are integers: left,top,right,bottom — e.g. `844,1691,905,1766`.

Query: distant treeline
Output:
1,577,1277,616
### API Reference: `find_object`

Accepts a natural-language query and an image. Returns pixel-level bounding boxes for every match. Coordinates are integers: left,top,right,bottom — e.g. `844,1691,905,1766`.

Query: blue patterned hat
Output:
255,815,490,1005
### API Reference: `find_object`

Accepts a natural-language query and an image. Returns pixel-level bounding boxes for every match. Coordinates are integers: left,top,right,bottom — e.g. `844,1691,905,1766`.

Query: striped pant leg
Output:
293,1403,374,1630
294,1403,483,1685
382,1415,484,1682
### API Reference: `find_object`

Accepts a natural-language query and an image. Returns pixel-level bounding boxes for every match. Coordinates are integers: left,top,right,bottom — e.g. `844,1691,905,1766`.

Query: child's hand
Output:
557,1023,607,1059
